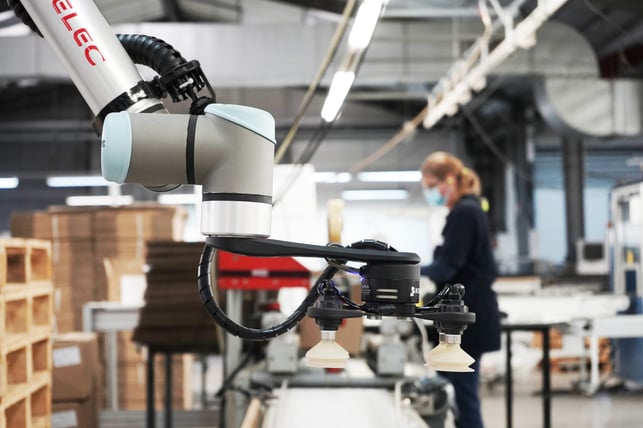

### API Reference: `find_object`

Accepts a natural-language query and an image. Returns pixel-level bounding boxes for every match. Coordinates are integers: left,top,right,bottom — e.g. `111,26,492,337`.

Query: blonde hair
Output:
421,151,480,197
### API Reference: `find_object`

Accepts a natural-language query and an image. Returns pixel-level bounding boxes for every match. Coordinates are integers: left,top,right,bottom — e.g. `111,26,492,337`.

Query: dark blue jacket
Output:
421,195,501,356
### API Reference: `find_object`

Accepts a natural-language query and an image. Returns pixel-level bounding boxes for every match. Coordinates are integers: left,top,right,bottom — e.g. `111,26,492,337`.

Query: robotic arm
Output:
10,0,476,371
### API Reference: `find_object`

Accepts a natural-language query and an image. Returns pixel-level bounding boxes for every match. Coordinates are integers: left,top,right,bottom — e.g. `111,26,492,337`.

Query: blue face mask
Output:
423,187,446,206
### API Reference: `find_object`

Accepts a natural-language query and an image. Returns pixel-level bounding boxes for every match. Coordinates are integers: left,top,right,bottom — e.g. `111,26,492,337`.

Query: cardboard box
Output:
10,210,93,240
115,355,193,410
102,257,146,303
52,397,97,428
92,206,186,241
52,333,100,401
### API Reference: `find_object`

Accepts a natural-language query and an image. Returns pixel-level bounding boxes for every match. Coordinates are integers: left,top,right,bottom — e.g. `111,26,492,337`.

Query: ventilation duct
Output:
0,14,639,137
492,18,643,137
534,78,643,137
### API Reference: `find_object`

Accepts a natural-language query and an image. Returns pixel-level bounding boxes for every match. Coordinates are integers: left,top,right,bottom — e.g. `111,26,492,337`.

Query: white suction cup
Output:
305,330,350,368
425,333,475,372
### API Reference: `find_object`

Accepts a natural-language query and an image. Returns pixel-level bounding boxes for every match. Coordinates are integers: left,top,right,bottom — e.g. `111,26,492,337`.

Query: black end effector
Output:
207,237,420,264
360,263,420,317
152,60,216,114
306,281,362,331
417,283,475,334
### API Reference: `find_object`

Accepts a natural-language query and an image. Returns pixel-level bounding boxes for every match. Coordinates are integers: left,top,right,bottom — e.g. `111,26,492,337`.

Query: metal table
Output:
82,301,142,411
502,321,567,428
145,344,219,428
579,314,643,395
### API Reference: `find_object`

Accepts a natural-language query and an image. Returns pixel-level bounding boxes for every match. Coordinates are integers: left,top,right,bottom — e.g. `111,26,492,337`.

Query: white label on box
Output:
53,346,82,368
51,410,78,427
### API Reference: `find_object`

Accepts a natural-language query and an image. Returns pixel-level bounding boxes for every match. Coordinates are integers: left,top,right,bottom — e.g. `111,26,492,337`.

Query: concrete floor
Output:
103,356,643,427
479,370,643,428
212,356,643,428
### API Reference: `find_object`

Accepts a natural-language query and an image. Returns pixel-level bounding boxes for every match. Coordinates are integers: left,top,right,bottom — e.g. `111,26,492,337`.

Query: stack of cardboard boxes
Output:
10,205,186,331
133,241,219,347
10,204,195,413
115,336,194,410
51,333,101,428
10,210,94,333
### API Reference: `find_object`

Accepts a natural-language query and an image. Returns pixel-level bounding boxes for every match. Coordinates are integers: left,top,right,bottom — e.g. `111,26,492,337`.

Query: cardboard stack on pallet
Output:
114,335,193,410
10,205,186,331
10,210,94,333
10,205,194,411
0,238,54,428
133,241,220,348
126,241,221,411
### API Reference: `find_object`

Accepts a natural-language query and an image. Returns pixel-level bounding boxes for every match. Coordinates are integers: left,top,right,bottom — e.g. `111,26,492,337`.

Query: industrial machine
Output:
9,1,476,425
609,179,643,386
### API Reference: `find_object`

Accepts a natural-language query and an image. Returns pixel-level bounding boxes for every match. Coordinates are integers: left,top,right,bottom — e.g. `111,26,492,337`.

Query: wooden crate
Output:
2,394,27,428
0,247,5,289
4,292,30,339
1,339,31,397
26,242,51,285
29,381,50,428
30,289,53,335
0,372,51,428
0,239,52,288
0,298,3,341
1,332,51,399
2,285,53,343
30,338,51,378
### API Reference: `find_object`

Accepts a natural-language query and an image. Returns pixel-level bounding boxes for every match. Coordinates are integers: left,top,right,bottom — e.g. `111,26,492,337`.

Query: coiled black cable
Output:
198,243,339,341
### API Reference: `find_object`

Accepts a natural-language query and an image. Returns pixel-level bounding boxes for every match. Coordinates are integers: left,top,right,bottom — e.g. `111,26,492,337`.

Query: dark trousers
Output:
439,354,483,428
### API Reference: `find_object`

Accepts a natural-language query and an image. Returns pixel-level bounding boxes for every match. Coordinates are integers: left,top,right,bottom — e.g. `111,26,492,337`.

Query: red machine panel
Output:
217,250,310,290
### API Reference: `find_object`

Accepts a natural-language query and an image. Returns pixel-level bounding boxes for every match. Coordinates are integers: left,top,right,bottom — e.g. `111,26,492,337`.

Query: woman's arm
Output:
421,204,476,284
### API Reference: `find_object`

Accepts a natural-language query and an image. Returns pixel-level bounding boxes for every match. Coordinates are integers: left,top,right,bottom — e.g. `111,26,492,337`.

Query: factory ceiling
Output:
0,0,642,121
0,0,642,216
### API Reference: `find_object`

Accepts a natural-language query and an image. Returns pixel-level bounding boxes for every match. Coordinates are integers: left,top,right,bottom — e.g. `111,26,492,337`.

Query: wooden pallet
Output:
0,240,54,428
1,285,53,343
0,332,52,401
0,239,52,288
0,372,51,428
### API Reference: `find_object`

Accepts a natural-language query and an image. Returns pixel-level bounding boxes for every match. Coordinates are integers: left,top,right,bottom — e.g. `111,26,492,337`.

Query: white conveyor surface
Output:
262,387,429,428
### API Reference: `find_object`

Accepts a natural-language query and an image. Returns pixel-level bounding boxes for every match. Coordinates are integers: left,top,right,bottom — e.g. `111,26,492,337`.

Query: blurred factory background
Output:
1,1,643,427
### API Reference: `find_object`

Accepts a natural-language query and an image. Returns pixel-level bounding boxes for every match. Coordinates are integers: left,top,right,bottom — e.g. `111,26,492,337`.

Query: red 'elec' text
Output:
52,0,105,66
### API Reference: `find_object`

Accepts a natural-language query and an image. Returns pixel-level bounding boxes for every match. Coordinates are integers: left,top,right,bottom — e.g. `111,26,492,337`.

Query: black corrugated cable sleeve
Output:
198,243,338,341
116,34,187,77
7,0,41,36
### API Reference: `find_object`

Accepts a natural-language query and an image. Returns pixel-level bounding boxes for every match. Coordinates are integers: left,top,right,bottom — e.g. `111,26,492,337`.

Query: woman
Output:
420,151,501,428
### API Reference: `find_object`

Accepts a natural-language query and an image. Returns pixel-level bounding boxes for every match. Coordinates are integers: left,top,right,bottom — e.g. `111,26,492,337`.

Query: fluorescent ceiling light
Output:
348,0,386,51
342,189,409,201
158,193,201,205
47,175,111,187
357,170,421,182
0,177,19,189
315,172,352,183
66,195,133,207
321,71,355,123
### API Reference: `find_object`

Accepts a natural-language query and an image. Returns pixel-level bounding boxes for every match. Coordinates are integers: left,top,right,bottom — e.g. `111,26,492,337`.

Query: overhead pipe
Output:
423,0,569,129
349,0,568,173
